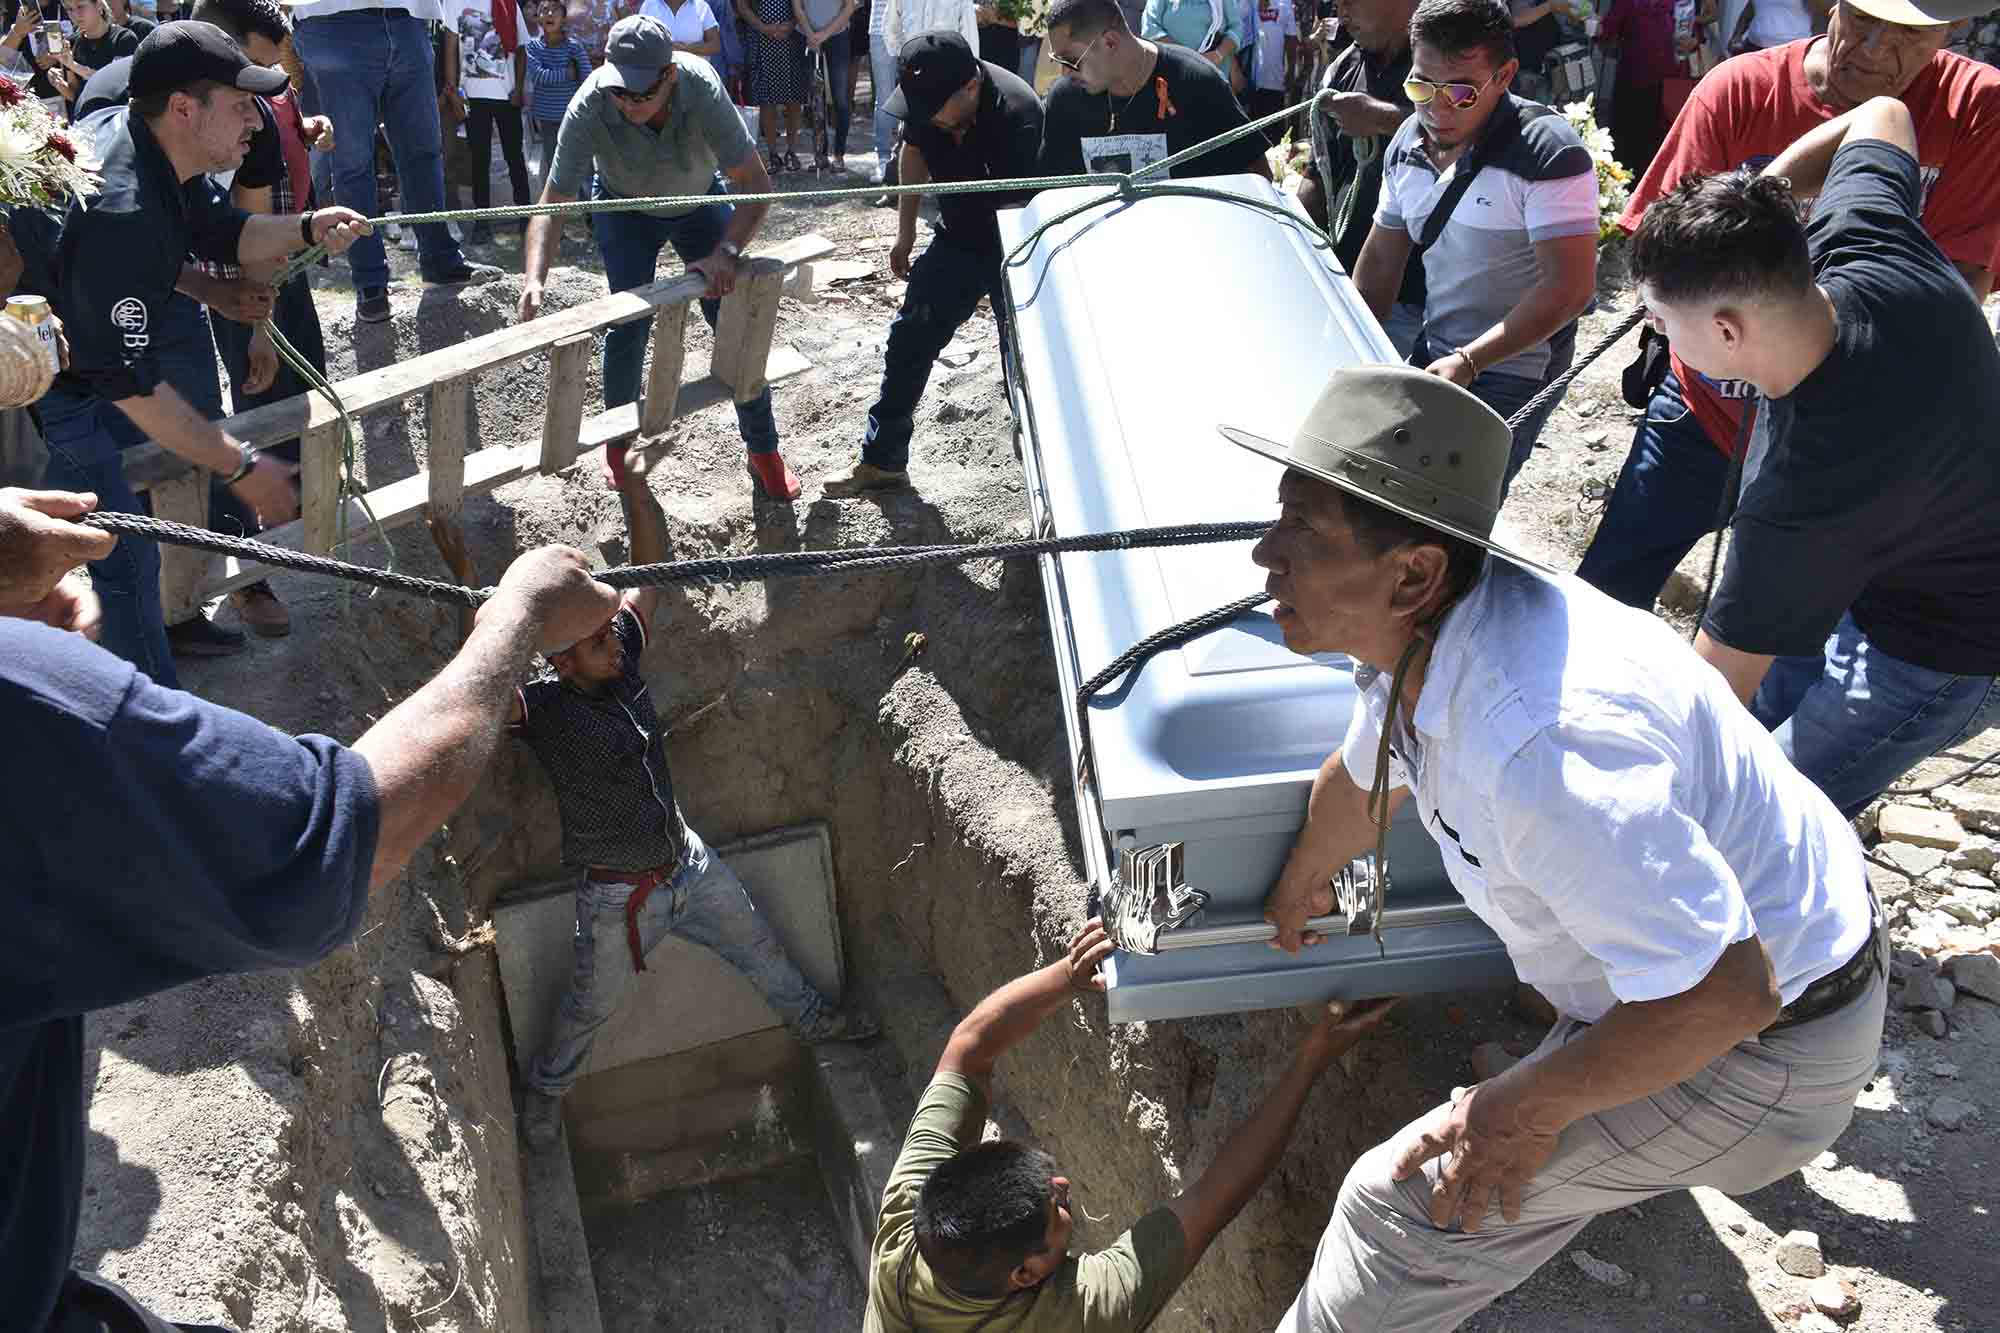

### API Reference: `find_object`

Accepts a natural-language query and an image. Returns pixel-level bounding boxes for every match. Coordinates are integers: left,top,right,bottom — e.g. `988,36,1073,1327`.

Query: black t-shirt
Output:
1310,40,1423,308
901,59,1043,251
64,22,138,88
1705,141,2000,674
1038,42,1265,180
121,14,155,39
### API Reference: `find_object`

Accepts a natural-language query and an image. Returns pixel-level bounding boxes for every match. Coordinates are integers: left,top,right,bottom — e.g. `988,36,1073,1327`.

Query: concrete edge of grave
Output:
813,1042,907,1281
523,1123,606,1333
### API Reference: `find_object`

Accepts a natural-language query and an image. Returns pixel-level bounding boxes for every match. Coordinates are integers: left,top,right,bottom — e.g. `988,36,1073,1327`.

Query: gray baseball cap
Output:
602,15,673,91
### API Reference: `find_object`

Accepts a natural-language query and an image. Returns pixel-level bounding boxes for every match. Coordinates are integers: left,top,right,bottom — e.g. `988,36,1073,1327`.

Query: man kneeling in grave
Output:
864,917,1398,1330
511,455,878,1151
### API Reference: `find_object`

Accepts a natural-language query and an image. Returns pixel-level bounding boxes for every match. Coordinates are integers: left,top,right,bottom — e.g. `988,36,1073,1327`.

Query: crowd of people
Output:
4,0,2000,1327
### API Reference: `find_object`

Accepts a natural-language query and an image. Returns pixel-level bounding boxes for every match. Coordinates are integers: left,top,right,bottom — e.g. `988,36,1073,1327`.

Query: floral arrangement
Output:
1266,130,1312,196
1560,95,1630,246
0,74,98,211
996,0,1051,37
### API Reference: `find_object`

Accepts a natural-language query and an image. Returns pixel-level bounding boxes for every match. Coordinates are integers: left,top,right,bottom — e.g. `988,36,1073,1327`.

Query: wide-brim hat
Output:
1844,0,1991,23
1218,364,1557,577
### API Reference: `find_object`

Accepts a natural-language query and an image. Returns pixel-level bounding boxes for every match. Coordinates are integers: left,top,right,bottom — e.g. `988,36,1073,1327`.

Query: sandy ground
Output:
65,110,2000,1331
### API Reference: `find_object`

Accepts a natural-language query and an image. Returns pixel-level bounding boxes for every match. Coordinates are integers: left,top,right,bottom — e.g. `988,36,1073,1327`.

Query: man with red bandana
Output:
1574,0,2000,612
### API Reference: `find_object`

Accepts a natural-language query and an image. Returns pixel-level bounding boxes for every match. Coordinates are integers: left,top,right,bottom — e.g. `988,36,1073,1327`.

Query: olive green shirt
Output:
547,53,754,215
863,1072,1190,1332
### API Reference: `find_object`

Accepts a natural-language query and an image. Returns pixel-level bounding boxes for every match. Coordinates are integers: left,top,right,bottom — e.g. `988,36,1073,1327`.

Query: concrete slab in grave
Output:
494,822,845,1077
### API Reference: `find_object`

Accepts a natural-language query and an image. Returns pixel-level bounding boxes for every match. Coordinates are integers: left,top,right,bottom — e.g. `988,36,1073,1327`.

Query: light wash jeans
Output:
291,9,468,290
1753,611,2000,819
869,31,898,173
1412,325,1577,500
528,827,835,1097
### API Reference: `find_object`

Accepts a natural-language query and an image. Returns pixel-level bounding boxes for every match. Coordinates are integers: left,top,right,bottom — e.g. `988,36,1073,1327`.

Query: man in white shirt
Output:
1216,364,1885,1331
641,0,723,57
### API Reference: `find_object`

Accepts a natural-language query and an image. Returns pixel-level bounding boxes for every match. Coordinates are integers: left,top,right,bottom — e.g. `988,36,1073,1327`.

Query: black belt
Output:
1764,888,1885,1034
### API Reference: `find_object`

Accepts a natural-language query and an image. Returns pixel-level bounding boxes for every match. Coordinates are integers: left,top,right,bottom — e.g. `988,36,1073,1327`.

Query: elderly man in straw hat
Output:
1220,365,1887,1330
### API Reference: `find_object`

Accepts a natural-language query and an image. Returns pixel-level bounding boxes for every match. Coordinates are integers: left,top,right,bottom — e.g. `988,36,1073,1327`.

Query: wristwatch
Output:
716,241,744,262
222,441,259,486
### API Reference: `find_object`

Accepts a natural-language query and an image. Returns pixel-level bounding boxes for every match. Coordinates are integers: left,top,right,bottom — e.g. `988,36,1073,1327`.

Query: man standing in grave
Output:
1037,0,1272,180
822,29,1042,497
513,455,879,1150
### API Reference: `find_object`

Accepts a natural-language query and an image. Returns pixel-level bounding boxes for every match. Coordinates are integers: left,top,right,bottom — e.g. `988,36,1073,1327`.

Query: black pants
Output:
863,235,1006,471
1248,87,1289,146
207,272,322,537
1610,81,1664,182
466,97,529,212
46,1271,233,1333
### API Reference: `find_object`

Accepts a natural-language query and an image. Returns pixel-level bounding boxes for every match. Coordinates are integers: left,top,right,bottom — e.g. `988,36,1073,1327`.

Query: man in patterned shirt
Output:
512,456,877,1151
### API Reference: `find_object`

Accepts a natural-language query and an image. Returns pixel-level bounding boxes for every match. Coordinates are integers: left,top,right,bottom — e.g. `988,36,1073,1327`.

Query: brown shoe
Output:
230,581,291,638
822,461,910,498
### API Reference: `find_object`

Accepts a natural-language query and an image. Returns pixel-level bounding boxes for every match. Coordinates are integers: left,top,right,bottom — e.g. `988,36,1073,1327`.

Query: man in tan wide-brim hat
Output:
1221,365,1887,1331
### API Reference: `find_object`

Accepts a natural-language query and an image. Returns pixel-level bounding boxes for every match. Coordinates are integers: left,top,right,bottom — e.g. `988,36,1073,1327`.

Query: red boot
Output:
748,449,801,501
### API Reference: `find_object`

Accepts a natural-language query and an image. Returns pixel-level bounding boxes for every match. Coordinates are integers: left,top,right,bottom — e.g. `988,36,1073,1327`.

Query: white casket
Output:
999,176,1516,1023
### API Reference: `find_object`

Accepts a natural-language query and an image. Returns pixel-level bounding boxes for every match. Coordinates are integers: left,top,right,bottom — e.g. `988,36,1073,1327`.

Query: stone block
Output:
1775,1230,1825,1278
1878,804,1965,850
1946,951,2000,1004
812,1044,906,1280
1937,786,2000,835
494,823,845,1079
1898,970,1957,1012
1876,842,1946,879
1947,835,1999,873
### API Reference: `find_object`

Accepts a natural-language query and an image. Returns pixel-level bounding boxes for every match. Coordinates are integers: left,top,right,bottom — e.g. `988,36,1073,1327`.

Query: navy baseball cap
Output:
128,21,289,100
603,15,673,91
884,30,980,124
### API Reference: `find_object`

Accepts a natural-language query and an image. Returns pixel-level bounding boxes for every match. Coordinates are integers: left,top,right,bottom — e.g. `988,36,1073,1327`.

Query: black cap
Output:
884,30,980,125
128,21,290,101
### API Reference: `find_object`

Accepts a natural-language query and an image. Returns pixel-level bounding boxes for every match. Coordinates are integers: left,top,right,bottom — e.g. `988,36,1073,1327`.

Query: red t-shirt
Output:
1618,39,2000,455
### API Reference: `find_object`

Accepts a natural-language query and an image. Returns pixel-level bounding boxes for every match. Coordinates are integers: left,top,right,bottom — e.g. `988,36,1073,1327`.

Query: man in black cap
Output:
822,28,1042,497
37,21,368,688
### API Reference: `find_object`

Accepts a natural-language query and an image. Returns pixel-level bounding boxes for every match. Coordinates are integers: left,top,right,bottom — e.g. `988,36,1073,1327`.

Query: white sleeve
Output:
959,0,980,51
1492,725,1755,1005
1338,677,1406,796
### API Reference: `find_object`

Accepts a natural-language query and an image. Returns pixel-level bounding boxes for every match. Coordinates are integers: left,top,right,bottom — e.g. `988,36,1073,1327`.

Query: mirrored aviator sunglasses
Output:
1402,74,1489,110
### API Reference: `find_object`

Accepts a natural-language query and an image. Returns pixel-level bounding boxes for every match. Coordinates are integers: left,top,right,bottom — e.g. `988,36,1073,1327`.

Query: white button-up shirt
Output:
883,0,978,61
1343,561,1871,1023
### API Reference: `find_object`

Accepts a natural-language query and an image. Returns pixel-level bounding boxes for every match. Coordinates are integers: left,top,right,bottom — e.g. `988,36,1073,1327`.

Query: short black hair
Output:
1409,0,1516,69
1334,488,1488,606
133,78,224,122
189,0,290,47
914,1142,1056,1299
1046,0,1129,40
1628,170,1813,307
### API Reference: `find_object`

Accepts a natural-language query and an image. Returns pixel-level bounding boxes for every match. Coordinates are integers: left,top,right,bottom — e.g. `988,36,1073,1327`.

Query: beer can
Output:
5,295,62,377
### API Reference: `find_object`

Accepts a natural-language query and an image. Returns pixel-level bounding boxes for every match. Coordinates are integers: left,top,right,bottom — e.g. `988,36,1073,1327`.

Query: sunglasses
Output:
1402,71,1500,110
1049,32,1102,72
611,73,669,102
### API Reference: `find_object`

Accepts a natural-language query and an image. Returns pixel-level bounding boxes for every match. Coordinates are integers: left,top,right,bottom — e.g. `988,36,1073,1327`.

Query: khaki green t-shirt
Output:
547,53,754,216
863,1072,1190,1332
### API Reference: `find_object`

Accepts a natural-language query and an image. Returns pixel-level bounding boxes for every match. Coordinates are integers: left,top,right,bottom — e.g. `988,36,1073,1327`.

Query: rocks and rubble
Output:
1569,1251,1632,1288
1878,805,1966,850
1926,1095,1977,1130
1808,1273,1860,1319
1946,952,2000,1004
1776,1230,1827,1278
1898,969,1958,1013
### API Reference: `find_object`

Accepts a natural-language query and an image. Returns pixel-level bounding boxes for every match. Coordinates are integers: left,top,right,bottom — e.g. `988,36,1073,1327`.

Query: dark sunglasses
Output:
611,74,669,102
1403,71,1500,110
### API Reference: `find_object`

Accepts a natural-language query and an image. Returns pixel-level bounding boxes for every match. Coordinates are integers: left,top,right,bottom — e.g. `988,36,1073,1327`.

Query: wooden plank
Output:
188,347,814,601
427,374,474,523
710,268,785,403
640,300,690,438
150,467,213,623
298,419,347,556
540,335,593,474
119,234,834,487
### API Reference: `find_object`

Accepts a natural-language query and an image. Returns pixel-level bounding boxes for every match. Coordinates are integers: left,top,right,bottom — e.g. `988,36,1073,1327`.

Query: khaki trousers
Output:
1279,956,1887,1333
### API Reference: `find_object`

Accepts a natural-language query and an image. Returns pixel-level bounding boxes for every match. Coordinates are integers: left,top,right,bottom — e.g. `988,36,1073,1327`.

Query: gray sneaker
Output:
810,1005,881,1044
521,1089,563,1152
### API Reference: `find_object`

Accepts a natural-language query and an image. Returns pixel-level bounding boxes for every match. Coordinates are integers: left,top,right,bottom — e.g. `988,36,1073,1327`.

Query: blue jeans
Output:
592,177,780,453
864,235,1005,471
1575,372,1731,609
1752,612,2000,819
528,827,835,1096
869,31,897,171
818,30,853,158
292,10,467,290
211,275,322,536
1411,325,1575,500
37,389,176,687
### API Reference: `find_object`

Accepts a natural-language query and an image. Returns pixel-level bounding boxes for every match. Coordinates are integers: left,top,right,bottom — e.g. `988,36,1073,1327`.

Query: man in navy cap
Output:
822,29,1042,497
518,14,805,501
38,21,369,688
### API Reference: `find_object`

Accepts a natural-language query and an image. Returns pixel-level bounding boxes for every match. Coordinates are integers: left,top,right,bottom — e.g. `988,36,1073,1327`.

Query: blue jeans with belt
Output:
1411,324,1575,500
1753,612,2000,819
528,826,836,1097
1575,372,1733,610
292,8,468,290
37,388,175,687
863,234,1005,472
591,176,780,453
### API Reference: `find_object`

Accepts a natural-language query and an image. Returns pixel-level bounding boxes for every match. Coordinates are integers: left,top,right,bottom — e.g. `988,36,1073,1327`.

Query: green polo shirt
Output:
547,53,754,215
863,1072,1190,1332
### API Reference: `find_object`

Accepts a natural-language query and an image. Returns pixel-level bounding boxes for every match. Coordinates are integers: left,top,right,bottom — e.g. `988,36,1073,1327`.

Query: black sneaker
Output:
356,287,391,323
422,259,503,287
166,615,247,657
